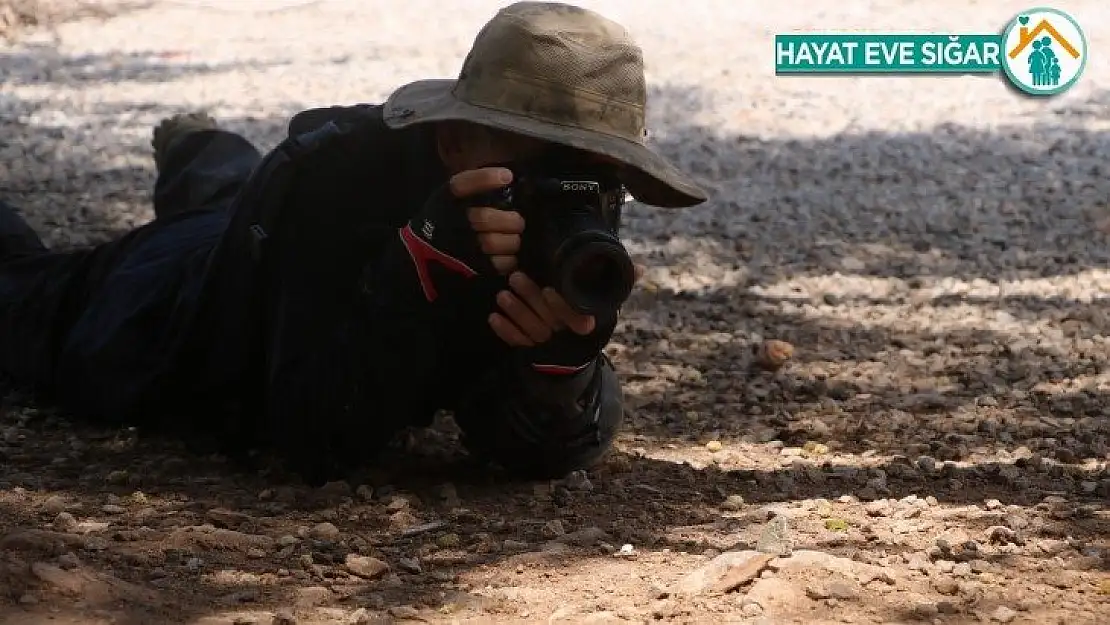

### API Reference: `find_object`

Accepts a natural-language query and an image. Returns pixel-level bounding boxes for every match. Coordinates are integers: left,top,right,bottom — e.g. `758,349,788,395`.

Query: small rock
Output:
106,470,129,484
42,495,67,514
670,550,774,596
755,515,791,556
101,504,126,515
705,440,723,452
952,562,971,577
436,533,460,548
984,499,1003,510
271,608,297,625
563,470,594,492
986,526,1022,545
932,578,960,596
912,602,939,620
991,606,1018,623
755,339,794,371
1037,539,1068,556
53,511,78,532
915,456,938,473
57,553,80,570
864,499,893,517
388,606,421,620
293,586,334,608
805,579,859,601
207,508,253,528
906,554,930,572
721,495,745,511
345,554,389,579
309,522,340,541
556,526,611,547
937,601,960,615
542,519,566,538
398,557,422,574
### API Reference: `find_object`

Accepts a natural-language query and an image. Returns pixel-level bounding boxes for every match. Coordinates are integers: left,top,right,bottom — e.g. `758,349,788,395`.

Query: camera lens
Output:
557,238,636,316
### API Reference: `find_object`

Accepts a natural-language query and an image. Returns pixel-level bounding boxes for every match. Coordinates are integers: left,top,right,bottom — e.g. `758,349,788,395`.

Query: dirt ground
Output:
1,1,1109,624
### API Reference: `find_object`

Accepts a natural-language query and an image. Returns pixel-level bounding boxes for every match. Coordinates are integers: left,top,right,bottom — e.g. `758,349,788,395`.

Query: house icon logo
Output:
1000,7,1087,96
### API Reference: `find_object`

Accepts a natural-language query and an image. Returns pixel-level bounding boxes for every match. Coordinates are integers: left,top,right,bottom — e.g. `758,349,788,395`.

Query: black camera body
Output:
475,156,636,318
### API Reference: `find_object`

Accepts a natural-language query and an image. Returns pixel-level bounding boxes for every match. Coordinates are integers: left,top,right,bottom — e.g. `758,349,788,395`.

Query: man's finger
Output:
450,168,512,199
477,232,521,255
491,255,517,274
489,313,533,347
468,207,525,233
497,290,552,344
509,272,561,330
542,287,595,335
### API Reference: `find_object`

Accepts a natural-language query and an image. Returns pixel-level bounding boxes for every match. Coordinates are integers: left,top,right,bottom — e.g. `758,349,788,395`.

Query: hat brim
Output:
383,79,708,209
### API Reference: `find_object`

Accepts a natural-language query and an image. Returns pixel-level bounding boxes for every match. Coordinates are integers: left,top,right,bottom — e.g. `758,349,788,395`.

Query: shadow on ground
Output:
0,49,1108,621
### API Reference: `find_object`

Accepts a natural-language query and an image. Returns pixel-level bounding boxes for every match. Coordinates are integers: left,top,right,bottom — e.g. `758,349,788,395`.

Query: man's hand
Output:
447,167,642,348
491,267,646,348
451,167,522,275
490,272,596,347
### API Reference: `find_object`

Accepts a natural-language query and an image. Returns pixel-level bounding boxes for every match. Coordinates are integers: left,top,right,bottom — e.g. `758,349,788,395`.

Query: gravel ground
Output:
2,1,1110,623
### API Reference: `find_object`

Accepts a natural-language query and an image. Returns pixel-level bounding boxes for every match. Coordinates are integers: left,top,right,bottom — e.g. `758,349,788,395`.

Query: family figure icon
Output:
1028,37,1061,86
1002,10,1085,95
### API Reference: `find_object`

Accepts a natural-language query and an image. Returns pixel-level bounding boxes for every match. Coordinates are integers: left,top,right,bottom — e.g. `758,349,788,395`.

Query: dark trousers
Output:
0,129,263,423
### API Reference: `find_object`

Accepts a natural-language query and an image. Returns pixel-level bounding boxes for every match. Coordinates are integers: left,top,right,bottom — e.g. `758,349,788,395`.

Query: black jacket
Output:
167,105,625,482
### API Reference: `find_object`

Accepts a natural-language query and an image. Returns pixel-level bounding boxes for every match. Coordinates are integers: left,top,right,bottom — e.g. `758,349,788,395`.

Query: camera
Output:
477,153,636,317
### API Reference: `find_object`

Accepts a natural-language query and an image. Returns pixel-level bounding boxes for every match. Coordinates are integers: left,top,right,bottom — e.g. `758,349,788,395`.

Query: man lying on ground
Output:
0,1,706,484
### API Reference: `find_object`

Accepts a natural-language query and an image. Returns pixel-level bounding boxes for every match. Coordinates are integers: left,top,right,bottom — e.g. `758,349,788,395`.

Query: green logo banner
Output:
775,34,1003,74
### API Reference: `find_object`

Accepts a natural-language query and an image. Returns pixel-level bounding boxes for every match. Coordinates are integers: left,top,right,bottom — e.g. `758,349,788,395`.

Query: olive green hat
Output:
383,1,708,208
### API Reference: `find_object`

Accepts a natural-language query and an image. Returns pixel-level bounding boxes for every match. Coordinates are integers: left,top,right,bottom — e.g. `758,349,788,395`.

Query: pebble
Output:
542,519,566,538
563,470,594,492
864,499,893,517
721,494,745,511
344,554,389,579
805,580,859,601
42,495,67,514
355,485,374,501
991,606,1018,623
53,511,78,532
912,602,939,619
309,522,340,541
755,515,792,556
915,456,938,473
932,577,960,595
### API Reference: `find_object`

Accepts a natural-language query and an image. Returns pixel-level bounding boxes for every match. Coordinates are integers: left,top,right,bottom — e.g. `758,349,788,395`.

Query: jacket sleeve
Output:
451,347,625,479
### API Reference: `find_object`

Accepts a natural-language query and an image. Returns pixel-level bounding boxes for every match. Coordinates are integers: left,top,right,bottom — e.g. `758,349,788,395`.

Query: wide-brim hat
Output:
382,1,708,209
